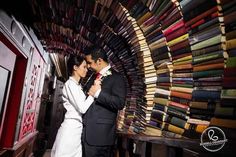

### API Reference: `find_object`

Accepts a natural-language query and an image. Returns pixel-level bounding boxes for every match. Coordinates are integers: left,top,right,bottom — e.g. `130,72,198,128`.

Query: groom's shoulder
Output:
111,69,125,79
111,68,121,76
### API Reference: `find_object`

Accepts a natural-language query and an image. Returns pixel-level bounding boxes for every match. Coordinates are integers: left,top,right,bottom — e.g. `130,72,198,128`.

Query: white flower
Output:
102,69,112,78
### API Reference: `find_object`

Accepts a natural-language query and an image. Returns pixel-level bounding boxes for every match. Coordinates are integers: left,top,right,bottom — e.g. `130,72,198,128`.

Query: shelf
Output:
117,131,199,150
116,131,236,157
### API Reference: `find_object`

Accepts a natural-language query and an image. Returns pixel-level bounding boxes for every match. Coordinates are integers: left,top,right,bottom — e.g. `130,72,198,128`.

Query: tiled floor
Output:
43,149,51,157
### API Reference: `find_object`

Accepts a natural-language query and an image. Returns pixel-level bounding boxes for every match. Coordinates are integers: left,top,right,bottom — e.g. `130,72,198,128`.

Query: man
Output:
82,46,127,157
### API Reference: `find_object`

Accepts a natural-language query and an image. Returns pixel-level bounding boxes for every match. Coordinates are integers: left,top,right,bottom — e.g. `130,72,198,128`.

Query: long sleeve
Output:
96,74,126,111
63,79,94,114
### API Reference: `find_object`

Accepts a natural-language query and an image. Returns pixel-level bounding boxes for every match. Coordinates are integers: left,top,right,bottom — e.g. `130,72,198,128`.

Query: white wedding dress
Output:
51,77,94,157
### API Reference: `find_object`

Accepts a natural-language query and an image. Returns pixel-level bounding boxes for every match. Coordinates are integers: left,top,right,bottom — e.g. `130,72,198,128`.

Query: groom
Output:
82,46,127,157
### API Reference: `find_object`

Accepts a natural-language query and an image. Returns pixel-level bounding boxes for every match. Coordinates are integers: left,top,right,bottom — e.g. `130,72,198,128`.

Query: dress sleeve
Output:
64,81,94,114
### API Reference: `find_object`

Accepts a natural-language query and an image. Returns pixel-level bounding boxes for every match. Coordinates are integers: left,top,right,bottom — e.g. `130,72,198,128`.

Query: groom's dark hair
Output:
85,46,108,62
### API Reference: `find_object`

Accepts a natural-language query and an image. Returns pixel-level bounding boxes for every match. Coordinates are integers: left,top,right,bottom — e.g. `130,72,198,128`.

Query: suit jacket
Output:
83,69,126,146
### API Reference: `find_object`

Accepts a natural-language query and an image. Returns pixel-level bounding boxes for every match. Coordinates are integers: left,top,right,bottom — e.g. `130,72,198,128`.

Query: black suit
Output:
82,69,126,157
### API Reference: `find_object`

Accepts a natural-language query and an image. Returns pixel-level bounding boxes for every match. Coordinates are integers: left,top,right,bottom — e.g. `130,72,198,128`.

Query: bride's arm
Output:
64,81,94,114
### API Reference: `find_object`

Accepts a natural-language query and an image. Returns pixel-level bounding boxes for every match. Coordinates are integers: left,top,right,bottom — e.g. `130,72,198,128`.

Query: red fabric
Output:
96,73,101,79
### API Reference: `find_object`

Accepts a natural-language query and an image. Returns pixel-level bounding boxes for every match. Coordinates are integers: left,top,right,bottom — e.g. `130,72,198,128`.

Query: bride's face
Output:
75,60,88,78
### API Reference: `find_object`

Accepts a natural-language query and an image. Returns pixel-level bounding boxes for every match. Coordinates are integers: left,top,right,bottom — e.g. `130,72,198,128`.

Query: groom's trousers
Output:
82,140,114,157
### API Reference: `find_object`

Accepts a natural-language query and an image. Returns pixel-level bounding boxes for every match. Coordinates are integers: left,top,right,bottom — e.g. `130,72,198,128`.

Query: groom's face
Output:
85,54,100,73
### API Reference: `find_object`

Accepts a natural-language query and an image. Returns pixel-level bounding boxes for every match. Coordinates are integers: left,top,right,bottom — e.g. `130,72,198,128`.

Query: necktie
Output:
96,73,102,79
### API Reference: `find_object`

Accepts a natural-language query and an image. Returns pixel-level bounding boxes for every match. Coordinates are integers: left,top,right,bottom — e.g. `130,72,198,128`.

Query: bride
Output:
51,54,100,157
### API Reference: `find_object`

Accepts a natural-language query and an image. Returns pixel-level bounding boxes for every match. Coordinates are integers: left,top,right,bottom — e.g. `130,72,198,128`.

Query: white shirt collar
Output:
69,76,79,85
99,64,111,76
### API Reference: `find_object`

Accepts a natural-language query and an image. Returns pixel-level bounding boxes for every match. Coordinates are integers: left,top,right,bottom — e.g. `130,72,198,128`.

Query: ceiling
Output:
1,0,146,93
2,0,137,53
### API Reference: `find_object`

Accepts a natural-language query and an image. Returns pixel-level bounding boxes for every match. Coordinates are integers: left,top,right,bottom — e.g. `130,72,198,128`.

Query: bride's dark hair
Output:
67,54,85,76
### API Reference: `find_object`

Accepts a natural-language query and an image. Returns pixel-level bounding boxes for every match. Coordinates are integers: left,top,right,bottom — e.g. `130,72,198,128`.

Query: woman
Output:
51,54,100,157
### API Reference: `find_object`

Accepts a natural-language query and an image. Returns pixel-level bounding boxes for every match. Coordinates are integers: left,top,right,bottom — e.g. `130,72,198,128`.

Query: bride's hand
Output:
88,83,101,97
94,79,101,86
